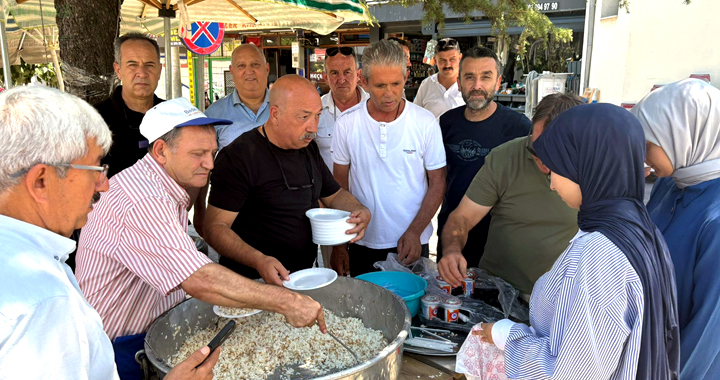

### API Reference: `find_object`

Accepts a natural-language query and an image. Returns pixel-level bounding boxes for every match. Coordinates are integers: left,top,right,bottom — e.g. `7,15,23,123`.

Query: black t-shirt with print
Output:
437,104,531,262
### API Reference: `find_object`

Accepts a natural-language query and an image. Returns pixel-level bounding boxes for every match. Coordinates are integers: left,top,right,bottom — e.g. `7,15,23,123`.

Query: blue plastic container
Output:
356,271,427,317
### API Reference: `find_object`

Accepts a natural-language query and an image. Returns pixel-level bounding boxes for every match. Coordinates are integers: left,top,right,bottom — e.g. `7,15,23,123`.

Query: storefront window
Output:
308,48,326,82
264,35,279,46
280,35,296,46
340,33,369,44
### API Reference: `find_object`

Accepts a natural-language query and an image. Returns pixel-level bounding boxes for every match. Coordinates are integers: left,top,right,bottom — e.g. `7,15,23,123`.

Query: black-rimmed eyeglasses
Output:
262,128,314,191
10,163,109,181
326,47,355,57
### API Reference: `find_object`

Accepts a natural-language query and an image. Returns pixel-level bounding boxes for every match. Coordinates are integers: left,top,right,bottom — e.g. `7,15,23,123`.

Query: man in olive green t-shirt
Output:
438,93,582,295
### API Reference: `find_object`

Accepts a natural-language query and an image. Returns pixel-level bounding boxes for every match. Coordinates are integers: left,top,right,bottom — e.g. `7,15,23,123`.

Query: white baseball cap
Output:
139,97,232,143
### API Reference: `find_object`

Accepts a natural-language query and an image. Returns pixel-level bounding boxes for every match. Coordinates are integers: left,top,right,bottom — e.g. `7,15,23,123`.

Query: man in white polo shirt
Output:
413,38,465,118
332,40,447,276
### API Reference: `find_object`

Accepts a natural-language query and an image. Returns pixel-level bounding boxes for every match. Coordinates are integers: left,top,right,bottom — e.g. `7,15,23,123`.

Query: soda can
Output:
462,276,475,297
442,296,463,323
420,294,442,320
436,275,451,294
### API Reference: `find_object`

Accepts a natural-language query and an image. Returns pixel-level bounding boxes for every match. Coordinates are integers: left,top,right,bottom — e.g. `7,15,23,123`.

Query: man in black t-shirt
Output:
205,75,371,285
437,47,531,266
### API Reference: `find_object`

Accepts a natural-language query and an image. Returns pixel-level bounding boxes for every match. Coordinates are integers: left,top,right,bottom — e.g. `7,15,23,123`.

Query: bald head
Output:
269,75,318,107
229,44,269,101
266,75,322,150
232,44,265,65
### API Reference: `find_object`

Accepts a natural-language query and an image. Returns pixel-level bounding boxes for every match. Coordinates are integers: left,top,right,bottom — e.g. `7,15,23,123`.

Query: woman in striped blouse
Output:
475,103,680,380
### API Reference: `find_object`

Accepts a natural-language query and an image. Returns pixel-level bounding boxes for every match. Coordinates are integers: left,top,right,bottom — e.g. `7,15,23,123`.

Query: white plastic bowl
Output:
305,208,357,245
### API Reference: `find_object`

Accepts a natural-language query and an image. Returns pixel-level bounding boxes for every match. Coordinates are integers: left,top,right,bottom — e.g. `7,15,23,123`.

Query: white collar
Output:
322,87,369,110
0,214,76,263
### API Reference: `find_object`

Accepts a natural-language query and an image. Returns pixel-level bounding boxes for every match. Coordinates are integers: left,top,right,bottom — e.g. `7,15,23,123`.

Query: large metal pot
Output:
143,276,412,379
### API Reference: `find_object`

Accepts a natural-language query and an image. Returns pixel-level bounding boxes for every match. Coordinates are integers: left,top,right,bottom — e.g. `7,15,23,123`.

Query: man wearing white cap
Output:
76,97,328,380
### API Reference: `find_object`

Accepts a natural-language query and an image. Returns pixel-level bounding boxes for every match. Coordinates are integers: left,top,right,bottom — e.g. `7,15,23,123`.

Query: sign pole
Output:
163,17,173,99
0,18,13,89
197,54,205,111
187,51,195,106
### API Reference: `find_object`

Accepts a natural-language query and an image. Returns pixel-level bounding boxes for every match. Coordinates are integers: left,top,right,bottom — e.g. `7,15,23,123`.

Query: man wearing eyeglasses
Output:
204,75,370,285
438,93,581,297
413,38,465,118
0,86,225,380
76,97,329,379
316,46,369,273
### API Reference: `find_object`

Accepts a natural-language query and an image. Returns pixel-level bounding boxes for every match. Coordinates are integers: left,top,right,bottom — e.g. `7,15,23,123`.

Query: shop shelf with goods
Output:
406,49,434,101
495,92,526,114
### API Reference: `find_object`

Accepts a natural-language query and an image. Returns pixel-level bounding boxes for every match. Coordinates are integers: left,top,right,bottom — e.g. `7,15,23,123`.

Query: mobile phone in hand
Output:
209,320,236,352
197,320,235,368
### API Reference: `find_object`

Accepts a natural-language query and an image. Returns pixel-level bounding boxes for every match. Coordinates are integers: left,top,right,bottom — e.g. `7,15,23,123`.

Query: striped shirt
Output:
76,154,212,340
496,230,644,380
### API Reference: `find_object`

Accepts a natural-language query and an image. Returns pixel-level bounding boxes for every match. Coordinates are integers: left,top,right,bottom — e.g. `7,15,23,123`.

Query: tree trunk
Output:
55,0,119,105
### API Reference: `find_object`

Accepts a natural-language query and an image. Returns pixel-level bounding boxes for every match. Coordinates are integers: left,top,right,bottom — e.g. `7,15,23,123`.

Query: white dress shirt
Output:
317,87,370,173
413,73,465,118
0,215,118,380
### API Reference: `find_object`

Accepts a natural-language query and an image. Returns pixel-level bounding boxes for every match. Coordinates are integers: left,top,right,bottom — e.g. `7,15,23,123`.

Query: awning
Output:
0,9,56,67
121,0,363,36
2,0,371,36
0,0,371,62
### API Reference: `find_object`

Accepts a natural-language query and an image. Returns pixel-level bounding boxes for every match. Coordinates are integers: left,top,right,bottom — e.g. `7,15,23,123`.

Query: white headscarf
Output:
632,78,720,189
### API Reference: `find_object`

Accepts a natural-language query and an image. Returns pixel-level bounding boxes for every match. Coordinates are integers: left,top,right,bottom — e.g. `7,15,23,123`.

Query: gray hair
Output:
114,33,161,64
0,86,113,193
361,40,407,80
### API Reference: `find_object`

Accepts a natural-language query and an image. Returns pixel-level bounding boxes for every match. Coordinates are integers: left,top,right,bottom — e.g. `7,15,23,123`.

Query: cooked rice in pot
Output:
168,310,387,380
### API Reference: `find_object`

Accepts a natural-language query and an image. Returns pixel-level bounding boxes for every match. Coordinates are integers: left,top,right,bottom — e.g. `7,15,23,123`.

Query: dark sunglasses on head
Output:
437,38,459,51
326,47,355,57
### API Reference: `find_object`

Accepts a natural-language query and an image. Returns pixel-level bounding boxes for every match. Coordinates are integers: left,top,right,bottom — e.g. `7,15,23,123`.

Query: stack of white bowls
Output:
305,208,357,245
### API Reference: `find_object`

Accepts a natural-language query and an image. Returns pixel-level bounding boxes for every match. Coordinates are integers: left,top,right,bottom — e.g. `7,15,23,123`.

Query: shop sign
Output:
223,23,262,30
535,0,586,12
181,22,225,55
157,28,183,47
309,72,323,80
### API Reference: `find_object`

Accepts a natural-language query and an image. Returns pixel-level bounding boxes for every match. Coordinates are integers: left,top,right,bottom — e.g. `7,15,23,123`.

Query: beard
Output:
463,88,494,112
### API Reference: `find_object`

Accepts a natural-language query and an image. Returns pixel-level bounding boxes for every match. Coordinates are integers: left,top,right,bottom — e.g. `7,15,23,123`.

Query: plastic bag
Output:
373,253,529,333
373,252,437,274
455,323,508,380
